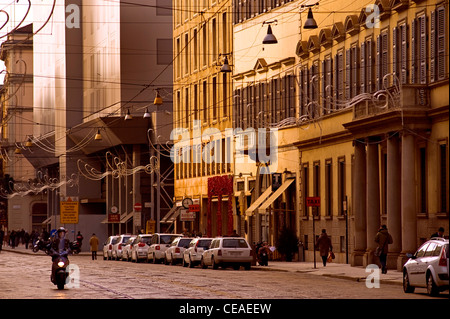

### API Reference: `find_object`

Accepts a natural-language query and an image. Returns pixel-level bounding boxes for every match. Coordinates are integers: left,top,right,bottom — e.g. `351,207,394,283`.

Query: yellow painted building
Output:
172,0,235,236
233,0,449,269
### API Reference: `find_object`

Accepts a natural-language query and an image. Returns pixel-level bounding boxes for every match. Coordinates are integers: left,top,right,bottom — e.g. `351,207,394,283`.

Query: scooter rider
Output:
49,227,71,260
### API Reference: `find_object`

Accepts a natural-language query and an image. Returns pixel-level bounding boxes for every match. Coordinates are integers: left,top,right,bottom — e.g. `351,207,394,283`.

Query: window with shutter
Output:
242,85,248,129
419,14,427,84
338,51,344,104
437,6,446,81
393,26,398,79
382,30,389,87
361,42,366,93
321,60,326,114
326,56,333,112
367,38,374,93
289,74,296,118
334,53,339,108
376,34,381,90
302,66,309,115
298,68,304,116
430,10,436,83
352,45,359,98
400,23,408,84
345,49,351,99
411,18,417,84
275,78,281,123
281,76,286,120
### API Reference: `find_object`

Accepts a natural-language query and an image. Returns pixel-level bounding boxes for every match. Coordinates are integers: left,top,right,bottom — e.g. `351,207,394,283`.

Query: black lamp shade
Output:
304,7,318,29
263,25,278,44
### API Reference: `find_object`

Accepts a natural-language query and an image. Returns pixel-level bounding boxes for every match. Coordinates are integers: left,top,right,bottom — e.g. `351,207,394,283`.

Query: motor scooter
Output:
32,237,50,254
69,241,81,254
50,250,70,290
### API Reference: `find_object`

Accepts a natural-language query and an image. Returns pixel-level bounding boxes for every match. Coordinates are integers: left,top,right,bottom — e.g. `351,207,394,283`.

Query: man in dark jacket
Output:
316,229,333,267
374,225,393,274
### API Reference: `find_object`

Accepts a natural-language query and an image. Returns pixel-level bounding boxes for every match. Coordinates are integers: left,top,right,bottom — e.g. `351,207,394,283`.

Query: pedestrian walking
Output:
315,229,333,267
24,231,30,249
374,225,393,274
89,233,99,260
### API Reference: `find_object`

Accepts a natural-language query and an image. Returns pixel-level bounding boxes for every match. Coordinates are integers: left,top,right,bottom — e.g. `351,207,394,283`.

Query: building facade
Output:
172,0,234,237
233,0,449,269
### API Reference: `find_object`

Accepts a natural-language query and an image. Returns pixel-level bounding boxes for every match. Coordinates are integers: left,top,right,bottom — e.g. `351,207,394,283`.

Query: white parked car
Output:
148,233,182,264
103,235,119,260
164,237,194,265
403,238,449,296
183,237,213,268
111,234,132,260
121,236,136,261
201,237,253,270
130,234,153,263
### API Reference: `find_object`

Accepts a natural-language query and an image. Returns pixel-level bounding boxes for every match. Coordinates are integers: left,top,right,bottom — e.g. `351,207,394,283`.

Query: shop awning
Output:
257,178,295,214
245,187,273,216
160,205,179,223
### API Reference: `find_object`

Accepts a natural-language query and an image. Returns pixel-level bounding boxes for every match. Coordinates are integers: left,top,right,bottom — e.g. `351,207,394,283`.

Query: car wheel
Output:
402,271,415,293
426,273,439,296
201,257,208,269
233,264,240,270
212,257,219,270
244,263,251,270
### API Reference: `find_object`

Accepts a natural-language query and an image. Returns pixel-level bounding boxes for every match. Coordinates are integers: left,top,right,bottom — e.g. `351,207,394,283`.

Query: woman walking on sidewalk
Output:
316,229,333,267
375,225,393,274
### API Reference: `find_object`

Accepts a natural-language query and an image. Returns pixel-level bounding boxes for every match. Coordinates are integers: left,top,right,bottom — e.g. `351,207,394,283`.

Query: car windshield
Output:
160,235,178,244
198,239,212,248
178,238,192,248
222,239,248,248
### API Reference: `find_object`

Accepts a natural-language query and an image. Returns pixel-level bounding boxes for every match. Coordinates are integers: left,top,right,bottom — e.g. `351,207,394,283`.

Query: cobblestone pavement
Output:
0,250,445,300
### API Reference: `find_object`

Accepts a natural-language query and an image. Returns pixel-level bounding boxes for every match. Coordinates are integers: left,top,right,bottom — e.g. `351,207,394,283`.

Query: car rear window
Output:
198,239,212,248
160,235,178,244
111,237,119,245
178,238,192,247
222,239,249,248
141,236,152,244
122,236,131,243
432,244,442,256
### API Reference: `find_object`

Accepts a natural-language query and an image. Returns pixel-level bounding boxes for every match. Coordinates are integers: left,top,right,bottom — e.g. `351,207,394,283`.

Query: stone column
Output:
398,132,417,270
386,133,401,269
365,138,380,266
351,140,366,266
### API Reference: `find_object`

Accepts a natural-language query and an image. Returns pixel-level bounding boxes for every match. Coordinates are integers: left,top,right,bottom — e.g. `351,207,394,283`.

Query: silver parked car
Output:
121,236,136,261
183,237,213,268
111,234,132,260
164,237,194,265
201,237,253,270
130,234,153,263
403,238,449,296
148,233,182,264
103,235,119,260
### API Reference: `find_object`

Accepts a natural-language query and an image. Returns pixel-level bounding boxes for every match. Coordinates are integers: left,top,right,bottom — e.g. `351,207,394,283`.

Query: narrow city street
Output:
0,251,443,300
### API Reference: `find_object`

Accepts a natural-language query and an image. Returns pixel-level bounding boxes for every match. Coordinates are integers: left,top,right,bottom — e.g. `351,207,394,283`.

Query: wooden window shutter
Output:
303,66,309,115
275,78,281,123
281,76,286,120
326,56,333,111
400,23,408,84
334,53,339,109
352,45,359,98
338,51,344,104
298,68,304,116
321,60,326,114
437,6,446,80
411,18,417,84
289,74,296,118
376,34,381,90
360,41,366,93
345,49,351,99
419,15,427,84
367,38,374,93
430,10,436,83
393,27,398,80
242,85,248,129
382,31,389,87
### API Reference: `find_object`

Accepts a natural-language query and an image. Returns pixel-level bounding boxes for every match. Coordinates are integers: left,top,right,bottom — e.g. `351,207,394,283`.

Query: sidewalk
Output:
1,245,403,286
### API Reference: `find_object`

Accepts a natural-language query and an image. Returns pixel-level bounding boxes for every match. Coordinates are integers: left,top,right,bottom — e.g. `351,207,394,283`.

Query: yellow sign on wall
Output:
60,197,79,224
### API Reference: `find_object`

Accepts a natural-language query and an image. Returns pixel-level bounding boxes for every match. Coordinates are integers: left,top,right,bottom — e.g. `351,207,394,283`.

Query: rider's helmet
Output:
57,227,66,234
